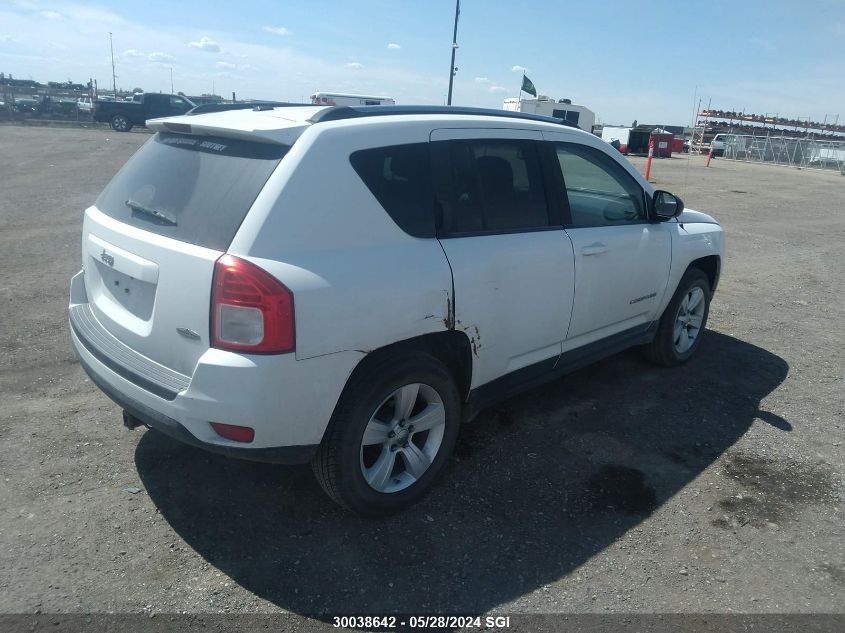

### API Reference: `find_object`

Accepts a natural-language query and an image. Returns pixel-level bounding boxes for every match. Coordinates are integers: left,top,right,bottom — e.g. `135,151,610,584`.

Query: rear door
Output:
431,128,574,388
543,133,671,349
81,132,288,376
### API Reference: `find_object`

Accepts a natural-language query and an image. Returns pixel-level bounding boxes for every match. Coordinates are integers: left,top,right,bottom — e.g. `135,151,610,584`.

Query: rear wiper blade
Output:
125,199,177,226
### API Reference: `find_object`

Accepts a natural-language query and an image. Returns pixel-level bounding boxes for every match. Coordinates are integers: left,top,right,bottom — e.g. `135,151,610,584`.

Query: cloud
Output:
148,52,174,62
60,5,126,26
122,48,143,58
387,42,401,50
474,77,492,84
511,65,528,73
39,10,62,20
262,26,290,36
0,5,549,115
216,61,235,69
188,36,220,52
489,86,508,93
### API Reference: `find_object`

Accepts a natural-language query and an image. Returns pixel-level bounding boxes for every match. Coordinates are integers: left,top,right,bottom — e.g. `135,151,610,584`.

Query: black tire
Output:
312,351,461,515
642,268,711,367
110,114,132,132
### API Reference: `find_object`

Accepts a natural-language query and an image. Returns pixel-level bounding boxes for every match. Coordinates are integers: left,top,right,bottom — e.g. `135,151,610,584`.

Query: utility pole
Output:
446,0,460,106
170,67,174,93
109,32,117,98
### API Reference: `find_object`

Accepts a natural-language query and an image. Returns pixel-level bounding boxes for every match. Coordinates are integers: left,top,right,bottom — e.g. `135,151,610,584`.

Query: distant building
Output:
503,95,596,133
47,81,87,91
0,77,43,89
188,94,226,106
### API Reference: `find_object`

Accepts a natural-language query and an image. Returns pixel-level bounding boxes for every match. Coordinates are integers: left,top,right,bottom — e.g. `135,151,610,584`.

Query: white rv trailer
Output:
503,95,596,133
601,125,632,147
310,92,396,106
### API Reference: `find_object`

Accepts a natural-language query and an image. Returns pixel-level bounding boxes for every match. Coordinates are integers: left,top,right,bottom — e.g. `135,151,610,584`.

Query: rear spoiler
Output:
146,114,310,145
187,102,312,115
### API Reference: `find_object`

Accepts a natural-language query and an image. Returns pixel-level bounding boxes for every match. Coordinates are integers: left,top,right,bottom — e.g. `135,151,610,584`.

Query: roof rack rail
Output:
307,105,580,128
187,102,312,115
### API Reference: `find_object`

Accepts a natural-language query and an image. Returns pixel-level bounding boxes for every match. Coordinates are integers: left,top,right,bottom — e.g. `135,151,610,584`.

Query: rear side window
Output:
349,143,435,238
96,133,288,251
436,139,550,235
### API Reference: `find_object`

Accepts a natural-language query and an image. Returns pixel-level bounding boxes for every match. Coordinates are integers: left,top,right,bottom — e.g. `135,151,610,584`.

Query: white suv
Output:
69,105,724,514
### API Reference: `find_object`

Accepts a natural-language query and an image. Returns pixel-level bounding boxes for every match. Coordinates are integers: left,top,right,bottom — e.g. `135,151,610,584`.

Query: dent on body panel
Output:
677,221,720,260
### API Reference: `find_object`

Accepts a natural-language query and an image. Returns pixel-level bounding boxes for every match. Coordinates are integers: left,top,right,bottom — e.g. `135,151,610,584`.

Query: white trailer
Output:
310,92,395,106
503,95,596,132
601,125,631,147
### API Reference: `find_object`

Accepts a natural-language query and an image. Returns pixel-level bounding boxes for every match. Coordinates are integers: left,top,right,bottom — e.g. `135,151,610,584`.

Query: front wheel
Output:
312,352,460,515
642,268,711,366
110,114,132,132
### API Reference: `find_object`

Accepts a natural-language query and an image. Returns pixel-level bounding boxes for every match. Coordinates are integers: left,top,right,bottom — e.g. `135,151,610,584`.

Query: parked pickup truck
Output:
93,93,196,132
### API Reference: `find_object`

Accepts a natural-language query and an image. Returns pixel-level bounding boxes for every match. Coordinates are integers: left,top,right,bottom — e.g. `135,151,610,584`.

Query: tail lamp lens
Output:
211,254,295,353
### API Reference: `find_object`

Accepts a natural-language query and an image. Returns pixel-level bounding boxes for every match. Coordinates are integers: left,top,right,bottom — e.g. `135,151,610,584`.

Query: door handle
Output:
581,242,608,256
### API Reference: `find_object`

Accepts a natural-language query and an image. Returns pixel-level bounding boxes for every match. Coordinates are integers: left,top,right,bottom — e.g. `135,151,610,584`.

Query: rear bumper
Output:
75,349,318,464
69,270,363,462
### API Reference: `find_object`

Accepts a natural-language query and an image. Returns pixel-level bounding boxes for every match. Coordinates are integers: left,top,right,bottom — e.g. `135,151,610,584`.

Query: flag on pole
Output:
521,74,537,97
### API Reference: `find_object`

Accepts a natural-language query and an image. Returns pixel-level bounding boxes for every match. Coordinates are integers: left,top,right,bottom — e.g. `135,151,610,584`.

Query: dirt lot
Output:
0,127,843,622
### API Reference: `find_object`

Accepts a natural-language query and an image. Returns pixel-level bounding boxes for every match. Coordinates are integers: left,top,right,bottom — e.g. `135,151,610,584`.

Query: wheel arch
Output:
344,331,473,403
687,255,721,293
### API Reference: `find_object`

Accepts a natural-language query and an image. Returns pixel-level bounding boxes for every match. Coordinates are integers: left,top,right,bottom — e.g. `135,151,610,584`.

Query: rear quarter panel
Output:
231,120,455,361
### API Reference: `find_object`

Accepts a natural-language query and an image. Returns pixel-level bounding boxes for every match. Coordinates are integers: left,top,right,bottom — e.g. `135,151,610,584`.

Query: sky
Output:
1,0,844,126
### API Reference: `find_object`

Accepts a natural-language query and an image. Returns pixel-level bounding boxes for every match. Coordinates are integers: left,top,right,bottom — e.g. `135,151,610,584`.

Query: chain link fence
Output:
721,133,845,174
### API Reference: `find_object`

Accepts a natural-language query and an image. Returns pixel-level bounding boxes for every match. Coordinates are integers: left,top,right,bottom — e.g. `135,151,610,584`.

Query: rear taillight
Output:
211,254,295,354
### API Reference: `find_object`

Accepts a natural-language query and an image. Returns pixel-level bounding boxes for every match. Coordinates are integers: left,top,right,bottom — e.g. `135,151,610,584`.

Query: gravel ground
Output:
0,127,842,623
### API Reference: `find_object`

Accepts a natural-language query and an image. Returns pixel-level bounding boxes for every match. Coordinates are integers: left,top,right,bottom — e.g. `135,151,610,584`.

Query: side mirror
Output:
653,190,684,220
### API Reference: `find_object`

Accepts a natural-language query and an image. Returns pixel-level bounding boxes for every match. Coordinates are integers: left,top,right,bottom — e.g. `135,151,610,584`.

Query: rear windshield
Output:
95,133,288,251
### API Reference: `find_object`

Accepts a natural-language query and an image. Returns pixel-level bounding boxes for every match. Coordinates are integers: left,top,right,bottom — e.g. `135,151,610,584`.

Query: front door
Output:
544,136,671,350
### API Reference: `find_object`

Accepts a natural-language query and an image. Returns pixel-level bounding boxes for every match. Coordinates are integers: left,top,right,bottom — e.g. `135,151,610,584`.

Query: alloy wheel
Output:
673,286,706,353
359,383,446,493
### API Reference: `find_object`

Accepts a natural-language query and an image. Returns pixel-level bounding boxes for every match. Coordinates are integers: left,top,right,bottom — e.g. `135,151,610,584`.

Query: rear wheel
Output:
110,114,132,132
312,352,460,515
642,268,711,366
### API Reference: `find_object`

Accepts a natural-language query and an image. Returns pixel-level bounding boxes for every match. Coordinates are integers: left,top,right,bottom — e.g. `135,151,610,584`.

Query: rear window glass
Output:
349,143,435,238
95,133,288,251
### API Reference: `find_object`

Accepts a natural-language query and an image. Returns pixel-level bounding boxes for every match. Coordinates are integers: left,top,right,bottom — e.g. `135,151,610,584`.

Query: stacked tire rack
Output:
688,105,845,171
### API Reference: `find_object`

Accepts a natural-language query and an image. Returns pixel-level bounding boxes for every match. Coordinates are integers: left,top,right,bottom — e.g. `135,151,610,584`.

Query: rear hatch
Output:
81,131,289,377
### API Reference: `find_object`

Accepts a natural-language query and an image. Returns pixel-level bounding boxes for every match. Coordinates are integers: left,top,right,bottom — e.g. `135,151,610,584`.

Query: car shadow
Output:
135,330,788,616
